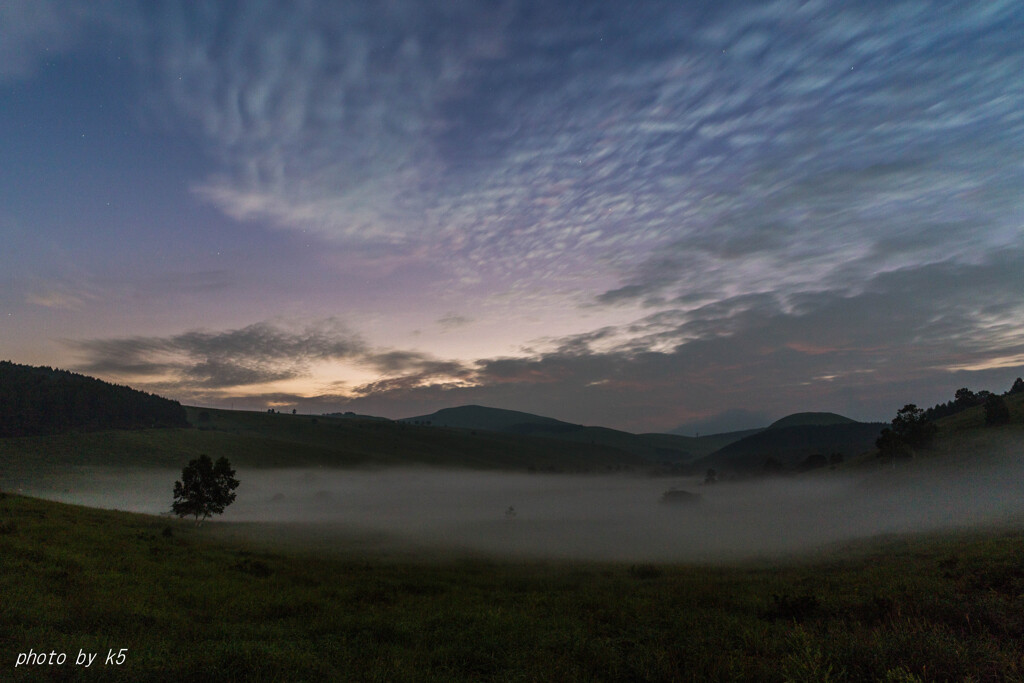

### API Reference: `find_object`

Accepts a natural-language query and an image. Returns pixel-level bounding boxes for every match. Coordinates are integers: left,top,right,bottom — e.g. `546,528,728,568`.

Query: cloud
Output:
38,1,1024,431
341,252,1024,430
69,317,477,399
436,313,472,330
25,290,87,311
0,1,137,82
65,249,1024,431
0,1,93,81
362,350,471,381
70,319,366,389
145,1,493,245
134,0,1019,299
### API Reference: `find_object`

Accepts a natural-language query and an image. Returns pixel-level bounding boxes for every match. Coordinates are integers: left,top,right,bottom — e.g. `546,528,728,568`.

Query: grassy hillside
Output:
846,389,1024,471
3,492,1024,681
931,389,1024,434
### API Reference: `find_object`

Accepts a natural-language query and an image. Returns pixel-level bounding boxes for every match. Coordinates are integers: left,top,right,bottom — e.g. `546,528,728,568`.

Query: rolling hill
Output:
401,404,753,464
692,413,887,475
0,404,656,495
4,360,1022,489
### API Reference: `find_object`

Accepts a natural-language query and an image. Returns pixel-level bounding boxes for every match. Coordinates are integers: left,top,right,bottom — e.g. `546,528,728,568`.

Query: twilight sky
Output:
2,0,1023,433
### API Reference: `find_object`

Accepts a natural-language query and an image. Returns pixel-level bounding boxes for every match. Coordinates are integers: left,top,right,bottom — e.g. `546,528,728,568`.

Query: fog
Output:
19,446,1024,562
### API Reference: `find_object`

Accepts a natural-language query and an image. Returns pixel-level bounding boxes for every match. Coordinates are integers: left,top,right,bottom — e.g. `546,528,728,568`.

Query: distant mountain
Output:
401,405,751,463
402,405,568,431
0,361,188,437
766,412,857,430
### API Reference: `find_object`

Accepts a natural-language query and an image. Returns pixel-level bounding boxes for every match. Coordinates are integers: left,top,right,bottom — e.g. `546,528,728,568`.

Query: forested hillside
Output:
0,361,188,437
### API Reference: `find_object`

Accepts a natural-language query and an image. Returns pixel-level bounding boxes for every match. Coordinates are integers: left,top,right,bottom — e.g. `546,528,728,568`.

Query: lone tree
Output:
172,454,239,525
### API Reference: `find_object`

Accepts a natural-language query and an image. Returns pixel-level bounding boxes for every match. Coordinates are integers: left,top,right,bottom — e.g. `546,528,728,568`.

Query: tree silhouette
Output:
984,394,1010,426
877,404,936,462
954,387,977,407
890,404,936,450
875,427,908,461
172,455,239,526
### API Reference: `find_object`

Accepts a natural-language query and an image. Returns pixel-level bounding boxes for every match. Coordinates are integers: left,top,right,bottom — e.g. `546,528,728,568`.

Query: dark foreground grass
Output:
3,493,1024,682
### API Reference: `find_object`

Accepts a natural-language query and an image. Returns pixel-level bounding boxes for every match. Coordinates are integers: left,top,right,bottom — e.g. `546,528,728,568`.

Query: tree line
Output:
922,380,1023,422
877,378,1021,458
0,361,188,437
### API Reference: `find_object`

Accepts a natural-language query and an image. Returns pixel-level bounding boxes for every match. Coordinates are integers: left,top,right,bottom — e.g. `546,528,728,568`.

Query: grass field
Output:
3,491,1024,682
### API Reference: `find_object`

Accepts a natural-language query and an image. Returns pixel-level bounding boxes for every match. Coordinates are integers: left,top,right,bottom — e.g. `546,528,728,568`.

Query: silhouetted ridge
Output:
400,404,747,464
0,360,188,437
402,405,571,431
694,421,888,473
766,412,857,430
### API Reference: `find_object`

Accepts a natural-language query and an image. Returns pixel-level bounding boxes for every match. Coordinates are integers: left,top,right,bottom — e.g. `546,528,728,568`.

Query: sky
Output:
2,0,1023,434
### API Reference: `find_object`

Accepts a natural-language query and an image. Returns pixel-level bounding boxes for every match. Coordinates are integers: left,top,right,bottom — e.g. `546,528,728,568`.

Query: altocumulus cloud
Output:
135,0,1024,297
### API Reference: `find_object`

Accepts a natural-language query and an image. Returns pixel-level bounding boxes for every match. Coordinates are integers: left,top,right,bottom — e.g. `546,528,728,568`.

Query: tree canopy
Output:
172,455,239,525
877,404,936,459
891,404,937,449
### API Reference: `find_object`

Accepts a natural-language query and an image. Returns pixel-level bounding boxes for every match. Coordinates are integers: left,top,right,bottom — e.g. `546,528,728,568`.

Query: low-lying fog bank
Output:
18,453,1024,562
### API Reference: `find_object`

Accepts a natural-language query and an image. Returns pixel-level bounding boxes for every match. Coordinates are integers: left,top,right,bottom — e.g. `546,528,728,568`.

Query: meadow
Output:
3,490,1024,681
